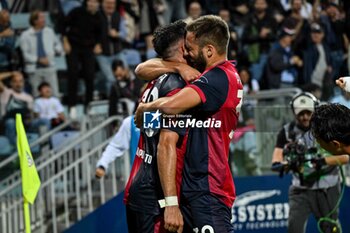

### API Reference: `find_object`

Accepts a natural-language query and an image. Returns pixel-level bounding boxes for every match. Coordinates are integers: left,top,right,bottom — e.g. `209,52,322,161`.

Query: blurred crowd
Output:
0,0,350,170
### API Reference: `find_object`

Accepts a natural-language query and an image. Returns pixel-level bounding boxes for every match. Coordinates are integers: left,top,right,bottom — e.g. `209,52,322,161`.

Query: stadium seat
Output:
122,49,141,68
0,135,13,156
10,12,53,31
50,130,80,152
27,132,40,154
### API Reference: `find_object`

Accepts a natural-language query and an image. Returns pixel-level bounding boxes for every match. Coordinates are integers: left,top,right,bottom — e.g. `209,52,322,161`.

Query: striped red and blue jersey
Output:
124,73,188,215
183,61,243,208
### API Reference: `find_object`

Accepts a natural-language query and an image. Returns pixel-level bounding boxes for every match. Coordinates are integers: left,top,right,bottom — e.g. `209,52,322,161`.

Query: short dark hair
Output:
152,20,186,59
38,81,50,91
112,59,125,71
186,15,229,55
310,103,350,145
29,10,41,26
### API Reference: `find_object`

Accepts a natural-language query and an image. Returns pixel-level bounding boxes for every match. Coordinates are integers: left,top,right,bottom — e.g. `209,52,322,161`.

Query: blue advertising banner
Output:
65,176,350,233
232,175,291,232
64,191,128,233
233,175,350,233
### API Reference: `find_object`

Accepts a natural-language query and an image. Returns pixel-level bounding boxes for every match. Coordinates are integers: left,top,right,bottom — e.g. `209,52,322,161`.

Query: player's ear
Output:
331,140,343,153
206,45,214,58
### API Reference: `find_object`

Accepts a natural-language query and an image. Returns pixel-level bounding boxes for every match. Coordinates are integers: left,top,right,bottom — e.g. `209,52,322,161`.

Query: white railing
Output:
0,116,122,198
0,138,130,233
0,115,129,233
0,121,77,192
0,119,74,173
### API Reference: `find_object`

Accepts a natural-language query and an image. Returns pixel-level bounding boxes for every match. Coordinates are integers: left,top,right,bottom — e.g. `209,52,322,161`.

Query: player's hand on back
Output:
178,63,200,82
134,102,146,128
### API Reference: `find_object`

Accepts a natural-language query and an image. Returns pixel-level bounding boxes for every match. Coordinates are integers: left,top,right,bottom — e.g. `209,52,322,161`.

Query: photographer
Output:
272,92,341,233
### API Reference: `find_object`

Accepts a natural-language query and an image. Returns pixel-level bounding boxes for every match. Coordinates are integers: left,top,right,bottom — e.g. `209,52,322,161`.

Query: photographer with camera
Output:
272,92,342,233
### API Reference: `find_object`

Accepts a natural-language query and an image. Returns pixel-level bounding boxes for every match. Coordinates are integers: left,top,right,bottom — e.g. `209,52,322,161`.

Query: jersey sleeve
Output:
188,67,229,112
159,73,187,97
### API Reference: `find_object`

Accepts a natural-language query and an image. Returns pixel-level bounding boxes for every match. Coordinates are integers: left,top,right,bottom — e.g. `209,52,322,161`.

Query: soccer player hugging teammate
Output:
134,15,243,233
124,20,188,233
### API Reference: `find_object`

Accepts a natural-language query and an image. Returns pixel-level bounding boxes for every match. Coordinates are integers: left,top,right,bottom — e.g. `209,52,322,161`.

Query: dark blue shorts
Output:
181,194,234,233
126,205,166,233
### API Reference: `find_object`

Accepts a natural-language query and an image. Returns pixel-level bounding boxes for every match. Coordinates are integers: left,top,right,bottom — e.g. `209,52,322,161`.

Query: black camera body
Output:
280,139,322,186
283,139,315,171
281,138,324,186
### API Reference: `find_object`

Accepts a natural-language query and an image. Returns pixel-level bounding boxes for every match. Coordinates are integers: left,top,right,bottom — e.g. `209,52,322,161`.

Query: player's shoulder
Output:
156,73,186,85
204,66,227,79
156,73,186,96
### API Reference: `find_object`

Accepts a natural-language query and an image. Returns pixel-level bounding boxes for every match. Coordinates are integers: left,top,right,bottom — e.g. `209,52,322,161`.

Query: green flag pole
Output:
23,199,31,233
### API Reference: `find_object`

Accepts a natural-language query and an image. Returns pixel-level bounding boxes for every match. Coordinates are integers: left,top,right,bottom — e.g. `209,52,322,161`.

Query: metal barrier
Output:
86,100,110,130
0,119,75,181
0,138,129,233
0,115,127,233
0,115,123,198
245,88,302,173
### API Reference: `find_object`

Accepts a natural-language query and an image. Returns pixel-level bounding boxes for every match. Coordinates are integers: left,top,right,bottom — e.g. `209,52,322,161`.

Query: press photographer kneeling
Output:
271,92,348,233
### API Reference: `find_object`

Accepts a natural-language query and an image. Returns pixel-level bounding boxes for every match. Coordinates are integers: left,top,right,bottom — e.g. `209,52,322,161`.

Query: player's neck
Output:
206,55,227,69
166,55,186,64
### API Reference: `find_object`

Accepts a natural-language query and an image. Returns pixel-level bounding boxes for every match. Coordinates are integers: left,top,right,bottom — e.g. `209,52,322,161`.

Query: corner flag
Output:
16,114,41,204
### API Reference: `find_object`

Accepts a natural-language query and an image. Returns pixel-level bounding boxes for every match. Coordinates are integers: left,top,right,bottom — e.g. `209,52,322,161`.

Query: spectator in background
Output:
62,0,102,114
95,114,140,178
108,59,144,117
183,1,202,23
19,10,63,98
330,88,350,109
301,82,322,100
218,8,239,60
239,66,259,99
97,0,128,96
163,0,186,24
0,0,8,10
280,0,312,19
238,66,258,130
303,23,333,100
242,0,278,82
265,27,303,89
59,0,83,16
33,82,65,129
139,0,166,59
321,3,346,80
264,0,285,24
117,0,140,46
229,1,250,34
283,0,311,57
0,72,33,147
0,9,15,72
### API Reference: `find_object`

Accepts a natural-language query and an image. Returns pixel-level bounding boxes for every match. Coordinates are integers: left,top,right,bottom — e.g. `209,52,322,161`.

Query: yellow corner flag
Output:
16,114,41,204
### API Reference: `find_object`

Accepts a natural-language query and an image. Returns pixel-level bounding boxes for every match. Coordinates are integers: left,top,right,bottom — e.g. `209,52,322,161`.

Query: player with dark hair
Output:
124,20,188,233
135,15,243,233
310,103,350,159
